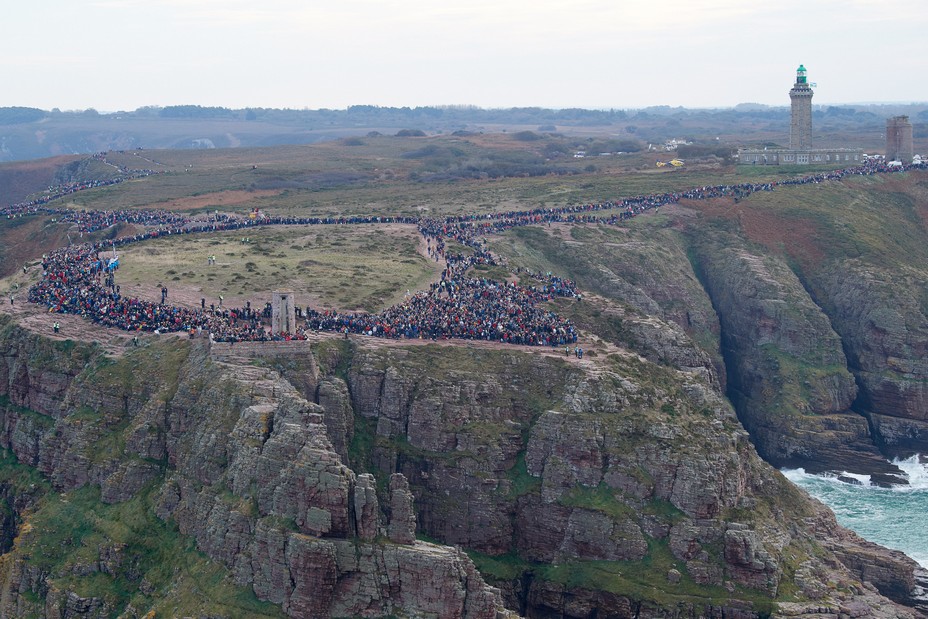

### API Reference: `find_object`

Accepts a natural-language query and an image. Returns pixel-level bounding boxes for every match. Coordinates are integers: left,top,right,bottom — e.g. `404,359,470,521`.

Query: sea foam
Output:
783,455,928,569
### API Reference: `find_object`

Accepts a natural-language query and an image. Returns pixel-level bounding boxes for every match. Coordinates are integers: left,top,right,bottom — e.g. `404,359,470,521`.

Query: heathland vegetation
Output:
2,102,927,163
2,131,928,617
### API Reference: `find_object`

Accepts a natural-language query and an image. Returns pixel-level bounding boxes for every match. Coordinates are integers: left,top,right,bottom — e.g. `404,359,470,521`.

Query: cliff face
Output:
0,319,511,618
1,315,925,617
319,341,925,617
494,225,724,383
816,261,928,457
690,175,928,480
1,172,928,617
691,234,904,482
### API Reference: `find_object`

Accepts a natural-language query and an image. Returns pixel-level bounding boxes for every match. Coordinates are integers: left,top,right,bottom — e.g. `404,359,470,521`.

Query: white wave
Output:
783,455,927,490
783,456,928,570
910,552,928,570
781,467,872,487
891,454,928,490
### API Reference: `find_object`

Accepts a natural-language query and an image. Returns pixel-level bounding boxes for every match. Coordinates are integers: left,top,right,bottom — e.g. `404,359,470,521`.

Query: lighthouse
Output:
737,65,862,166
789,64,814,150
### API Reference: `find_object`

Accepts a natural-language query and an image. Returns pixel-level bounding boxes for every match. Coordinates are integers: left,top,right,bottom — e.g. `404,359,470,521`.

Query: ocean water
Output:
782,455,928,569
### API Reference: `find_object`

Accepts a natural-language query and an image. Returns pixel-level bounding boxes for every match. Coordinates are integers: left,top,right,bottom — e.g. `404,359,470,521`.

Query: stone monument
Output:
886,116,914,163
271,291,296,334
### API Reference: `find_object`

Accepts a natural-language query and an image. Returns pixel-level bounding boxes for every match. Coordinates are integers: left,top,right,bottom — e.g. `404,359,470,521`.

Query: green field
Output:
113,223,441,312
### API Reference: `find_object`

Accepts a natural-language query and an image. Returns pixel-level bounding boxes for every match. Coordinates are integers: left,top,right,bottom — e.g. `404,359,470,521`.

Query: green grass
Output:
78,337,191,410
312,338,354,379
348,415,377,477
0,317,100,374
18,484,285,618
507,451,541,498
557,483,635,520
42,134,867,226
706,175,928,270
540,537,779,614
467,550,530,581
641,497,685,521
468,538,779,615
114,224,440,312
756,343,854,413
0,394,55,430
0,447,50,492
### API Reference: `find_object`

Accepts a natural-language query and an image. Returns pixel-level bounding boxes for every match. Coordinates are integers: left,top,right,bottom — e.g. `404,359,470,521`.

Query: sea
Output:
782,455,928,569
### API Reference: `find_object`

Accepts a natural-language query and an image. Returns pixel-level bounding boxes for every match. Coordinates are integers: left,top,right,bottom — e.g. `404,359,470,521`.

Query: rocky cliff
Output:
0,314,916,617
310,338,926,617
684,175,928,482
1,299,927,617
691,233,905,483
0,317,512,618
1,170,928,617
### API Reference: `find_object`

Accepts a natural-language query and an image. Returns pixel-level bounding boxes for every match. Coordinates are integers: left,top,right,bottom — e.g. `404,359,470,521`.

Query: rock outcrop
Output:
387,473,417,545
335,337,924,616
0,321,512,618
0,305,925,617
693,235,906,482
696,174,928,480
816,261,928,457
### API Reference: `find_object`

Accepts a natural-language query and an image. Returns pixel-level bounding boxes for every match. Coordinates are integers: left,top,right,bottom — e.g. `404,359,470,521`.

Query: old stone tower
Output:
271,291,296,334
886,115,914,162
789,64,814,150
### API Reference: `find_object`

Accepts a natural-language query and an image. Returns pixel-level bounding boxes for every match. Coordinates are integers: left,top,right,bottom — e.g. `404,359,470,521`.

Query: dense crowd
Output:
27,238,579,345
15,154,928,346
304,270,578,346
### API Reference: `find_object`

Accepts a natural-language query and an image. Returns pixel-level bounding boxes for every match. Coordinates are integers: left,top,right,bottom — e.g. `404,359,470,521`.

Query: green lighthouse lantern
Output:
797,64,807,84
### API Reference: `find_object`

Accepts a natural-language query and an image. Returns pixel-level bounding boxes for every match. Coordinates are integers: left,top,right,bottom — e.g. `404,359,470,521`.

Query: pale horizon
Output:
4,0,927,112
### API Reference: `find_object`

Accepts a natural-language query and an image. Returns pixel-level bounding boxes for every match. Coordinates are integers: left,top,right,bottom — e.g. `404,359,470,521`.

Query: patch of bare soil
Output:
1,271,157,358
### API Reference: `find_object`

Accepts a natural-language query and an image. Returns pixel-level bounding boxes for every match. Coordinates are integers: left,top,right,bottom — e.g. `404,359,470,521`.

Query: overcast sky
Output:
4,0,927,112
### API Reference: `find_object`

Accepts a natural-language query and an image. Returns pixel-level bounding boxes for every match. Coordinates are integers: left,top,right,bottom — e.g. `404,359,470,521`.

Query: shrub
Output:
513,130,542,141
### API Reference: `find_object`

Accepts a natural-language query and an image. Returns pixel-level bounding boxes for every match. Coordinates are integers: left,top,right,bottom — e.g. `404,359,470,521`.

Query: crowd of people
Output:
12,154,928,347
26,223,580,345
1,153,162,221
304,271,578,346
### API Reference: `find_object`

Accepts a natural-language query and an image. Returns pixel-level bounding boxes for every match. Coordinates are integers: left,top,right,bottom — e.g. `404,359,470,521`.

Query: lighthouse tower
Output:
789,64,814,150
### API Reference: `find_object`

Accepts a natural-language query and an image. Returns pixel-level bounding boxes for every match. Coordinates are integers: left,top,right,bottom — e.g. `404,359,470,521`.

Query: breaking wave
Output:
782,455,928,568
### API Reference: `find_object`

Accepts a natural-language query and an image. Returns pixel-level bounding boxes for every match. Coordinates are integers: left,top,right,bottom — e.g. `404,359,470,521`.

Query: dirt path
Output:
1,294,170,359
1,269,182,358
